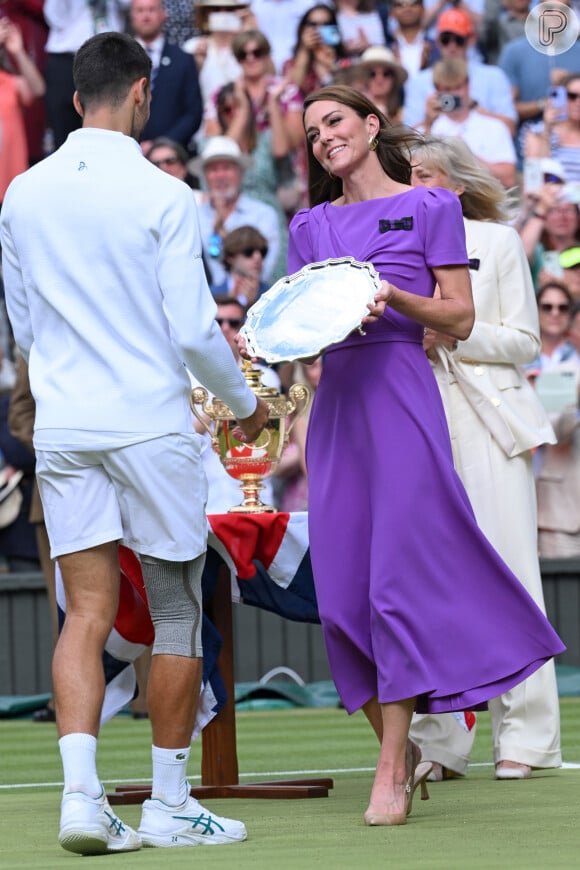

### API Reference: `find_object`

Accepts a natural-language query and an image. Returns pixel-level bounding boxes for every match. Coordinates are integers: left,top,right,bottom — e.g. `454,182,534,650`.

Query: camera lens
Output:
439,93,460,112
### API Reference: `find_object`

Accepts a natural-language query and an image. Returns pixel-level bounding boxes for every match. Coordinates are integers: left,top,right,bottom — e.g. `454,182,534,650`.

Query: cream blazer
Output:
432,219,556,458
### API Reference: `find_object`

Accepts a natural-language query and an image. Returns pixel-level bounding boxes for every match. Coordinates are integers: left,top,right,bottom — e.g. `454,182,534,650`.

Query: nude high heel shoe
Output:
363,777,412,827
363,762,432,827
407,762,432,816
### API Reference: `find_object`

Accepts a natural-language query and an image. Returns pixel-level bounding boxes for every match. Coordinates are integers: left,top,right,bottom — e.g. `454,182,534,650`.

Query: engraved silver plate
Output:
240,257,381,363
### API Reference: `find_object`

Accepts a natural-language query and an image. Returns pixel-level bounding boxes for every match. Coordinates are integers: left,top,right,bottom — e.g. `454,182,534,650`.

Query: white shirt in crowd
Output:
44,0,130,53
430,110,517,166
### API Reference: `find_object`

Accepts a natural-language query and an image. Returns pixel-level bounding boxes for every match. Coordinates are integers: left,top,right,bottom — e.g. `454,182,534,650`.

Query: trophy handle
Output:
286,383,312,437
189,386,215,439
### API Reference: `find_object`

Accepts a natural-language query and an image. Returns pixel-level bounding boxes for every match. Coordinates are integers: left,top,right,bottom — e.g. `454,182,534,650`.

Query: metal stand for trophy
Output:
108,545,333,805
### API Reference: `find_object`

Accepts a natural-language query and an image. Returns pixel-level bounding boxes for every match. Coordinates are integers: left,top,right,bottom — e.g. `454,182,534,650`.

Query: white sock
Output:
58,733,101,798
151,745,191,806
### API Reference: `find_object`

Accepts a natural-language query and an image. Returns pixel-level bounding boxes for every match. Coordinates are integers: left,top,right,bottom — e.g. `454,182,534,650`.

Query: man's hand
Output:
234,397,269,443
424,92,442,129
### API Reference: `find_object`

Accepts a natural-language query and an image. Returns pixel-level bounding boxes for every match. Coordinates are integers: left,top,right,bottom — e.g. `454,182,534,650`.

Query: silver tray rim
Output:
240,256,381,363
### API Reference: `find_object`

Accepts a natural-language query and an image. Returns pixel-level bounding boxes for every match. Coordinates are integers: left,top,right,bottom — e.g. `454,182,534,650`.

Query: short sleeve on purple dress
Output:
288,186,564,715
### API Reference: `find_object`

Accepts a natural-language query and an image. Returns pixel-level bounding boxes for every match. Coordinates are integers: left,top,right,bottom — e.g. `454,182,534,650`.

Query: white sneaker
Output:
59,787,142,855
138,792,248,847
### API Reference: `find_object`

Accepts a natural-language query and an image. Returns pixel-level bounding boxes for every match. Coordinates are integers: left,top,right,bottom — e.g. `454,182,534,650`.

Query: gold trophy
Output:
190,361,311,513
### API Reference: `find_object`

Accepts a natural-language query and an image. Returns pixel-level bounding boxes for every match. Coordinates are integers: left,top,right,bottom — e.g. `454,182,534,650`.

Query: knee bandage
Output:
139,555,204,658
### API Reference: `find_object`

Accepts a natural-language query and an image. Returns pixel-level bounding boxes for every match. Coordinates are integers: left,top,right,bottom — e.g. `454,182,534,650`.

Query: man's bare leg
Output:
53,541,140,855
53,541,120,737
147,653,202,748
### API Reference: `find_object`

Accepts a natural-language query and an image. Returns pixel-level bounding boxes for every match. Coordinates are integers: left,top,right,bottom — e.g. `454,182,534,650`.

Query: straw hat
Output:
359,46,408,88
188,136,254,176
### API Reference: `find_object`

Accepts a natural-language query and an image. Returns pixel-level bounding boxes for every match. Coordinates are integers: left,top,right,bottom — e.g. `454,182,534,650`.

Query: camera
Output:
318,24,341,46
439,93,462,112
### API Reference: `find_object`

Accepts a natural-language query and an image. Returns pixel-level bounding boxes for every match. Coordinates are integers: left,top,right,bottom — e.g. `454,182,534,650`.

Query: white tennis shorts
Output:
35,434,208,560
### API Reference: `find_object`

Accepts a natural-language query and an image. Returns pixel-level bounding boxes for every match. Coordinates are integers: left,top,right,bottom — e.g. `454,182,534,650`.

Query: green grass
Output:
1,700,579,869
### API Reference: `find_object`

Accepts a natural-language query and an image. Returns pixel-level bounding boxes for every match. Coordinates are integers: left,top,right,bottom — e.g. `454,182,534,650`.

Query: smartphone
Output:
318,24,341,46
548,85,568,122
535,367,578,413
523,158,544,193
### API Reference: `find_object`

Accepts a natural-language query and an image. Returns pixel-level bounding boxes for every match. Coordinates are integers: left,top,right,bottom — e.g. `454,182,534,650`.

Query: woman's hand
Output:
423,327,458,354
301,24,323,52
0,18,23,55
529,181,563,216
362,280,393,324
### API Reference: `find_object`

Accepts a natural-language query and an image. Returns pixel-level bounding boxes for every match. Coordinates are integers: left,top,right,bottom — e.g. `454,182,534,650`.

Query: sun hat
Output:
559,247,580,269
359,46,408,87
188,136,254,176
436,9,474,37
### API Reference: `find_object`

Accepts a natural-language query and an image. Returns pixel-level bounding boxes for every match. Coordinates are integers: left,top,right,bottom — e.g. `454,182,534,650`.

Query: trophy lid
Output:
240,359,280,397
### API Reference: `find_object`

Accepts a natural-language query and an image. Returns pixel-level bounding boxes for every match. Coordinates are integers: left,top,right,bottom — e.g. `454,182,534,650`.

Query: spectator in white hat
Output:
189,135,282,285
359,45,407,122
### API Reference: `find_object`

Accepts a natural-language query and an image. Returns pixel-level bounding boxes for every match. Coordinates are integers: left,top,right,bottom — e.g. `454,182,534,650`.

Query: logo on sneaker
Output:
175,813,225,836
104,810,126,837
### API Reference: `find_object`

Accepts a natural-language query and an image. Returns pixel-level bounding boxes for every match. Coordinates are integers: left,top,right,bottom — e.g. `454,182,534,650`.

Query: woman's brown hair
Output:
302,85,423,207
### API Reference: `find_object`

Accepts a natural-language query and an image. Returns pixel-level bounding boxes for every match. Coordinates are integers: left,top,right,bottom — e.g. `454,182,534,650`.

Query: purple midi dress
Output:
287,186,565,714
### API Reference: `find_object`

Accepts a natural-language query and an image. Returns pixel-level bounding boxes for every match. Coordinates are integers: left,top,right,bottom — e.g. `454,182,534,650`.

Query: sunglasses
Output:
567,91,580,101
152,155,180,167
392,0,421,6
304,19,332,26
240,246,268,257
539,303,570,313
239,47,266,60
216,317,243,329
439,32,468,47
368,68,394,79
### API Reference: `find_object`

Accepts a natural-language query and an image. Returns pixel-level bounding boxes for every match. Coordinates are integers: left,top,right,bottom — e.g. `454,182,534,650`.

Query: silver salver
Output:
240,257,381,364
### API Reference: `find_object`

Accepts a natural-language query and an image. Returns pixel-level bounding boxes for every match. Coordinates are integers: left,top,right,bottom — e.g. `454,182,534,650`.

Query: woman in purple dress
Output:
288,85,565,827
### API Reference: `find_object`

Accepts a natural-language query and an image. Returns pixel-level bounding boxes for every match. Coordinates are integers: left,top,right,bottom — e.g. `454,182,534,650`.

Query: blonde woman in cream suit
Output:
409,137,561,781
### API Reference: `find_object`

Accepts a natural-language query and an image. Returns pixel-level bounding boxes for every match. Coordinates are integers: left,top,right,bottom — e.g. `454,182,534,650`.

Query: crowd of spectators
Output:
3,0,580,552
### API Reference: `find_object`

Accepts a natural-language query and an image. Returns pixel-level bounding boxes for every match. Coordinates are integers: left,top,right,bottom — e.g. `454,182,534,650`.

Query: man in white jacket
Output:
0,31,268,856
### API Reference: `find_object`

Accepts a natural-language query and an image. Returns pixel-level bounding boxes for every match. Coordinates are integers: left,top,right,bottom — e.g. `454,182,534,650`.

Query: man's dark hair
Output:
213,294,246,315
73,32,152,111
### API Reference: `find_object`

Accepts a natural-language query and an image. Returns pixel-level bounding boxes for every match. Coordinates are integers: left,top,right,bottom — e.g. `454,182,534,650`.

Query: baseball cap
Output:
437,9,474,37
559,247,580,269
